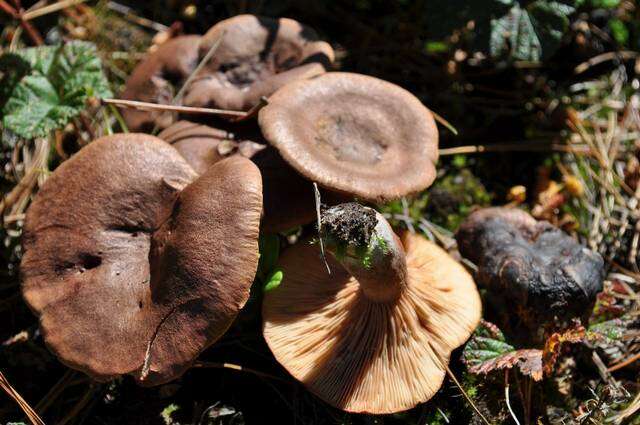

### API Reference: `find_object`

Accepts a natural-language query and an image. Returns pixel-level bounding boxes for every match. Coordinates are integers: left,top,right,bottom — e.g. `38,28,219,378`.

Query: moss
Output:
382,168,491,232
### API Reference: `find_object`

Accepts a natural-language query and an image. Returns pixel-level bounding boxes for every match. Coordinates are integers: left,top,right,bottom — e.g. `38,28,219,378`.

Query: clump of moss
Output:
383,160,491,232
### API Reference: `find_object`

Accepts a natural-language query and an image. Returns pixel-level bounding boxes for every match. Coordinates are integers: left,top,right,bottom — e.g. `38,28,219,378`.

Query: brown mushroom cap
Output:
121,36,201,132
263,232,481,413
183,15,334,112
258,72,439,202
158,120,265,174
21,134,263,385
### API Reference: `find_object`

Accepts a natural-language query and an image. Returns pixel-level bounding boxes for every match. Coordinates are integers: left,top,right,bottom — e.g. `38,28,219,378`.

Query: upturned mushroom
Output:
262,203,481,413
121,35,201,132
183,15,334,112
456,207,604,334
21,134,263,385
158,120,265,174
258,72,439,202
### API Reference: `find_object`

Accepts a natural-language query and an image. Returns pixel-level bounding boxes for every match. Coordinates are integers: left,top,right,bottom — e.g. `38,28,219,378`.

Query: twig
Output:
230,96,268,122
575,51,639,75
607,351,640,372
193,361,286,382
102,98,246,117
432,110,459,136
443,363,491,425
0,370,45,425
106,1,168,32
313,182,331,275
505,370,521,425
172,30,226,104
22,0,86,20
439,142,590,156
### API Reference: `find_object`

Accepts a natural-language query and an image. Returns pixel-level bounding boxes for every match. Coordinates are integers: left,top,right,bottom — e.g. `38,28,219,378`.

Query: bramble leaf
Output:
426,0,576,62
463,320,543,381
1,41,112,139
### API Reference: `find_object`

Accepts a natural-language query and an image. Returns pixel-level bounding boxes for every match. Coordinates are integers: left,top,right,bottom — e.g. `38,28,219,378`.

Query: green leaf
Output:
257,234,280,282
263,269,284,293
160,403,180,425
1,41,112,139
0,54,30,109
463,320,543,380
3,75,78,139
608,18,629,45
588,316,631,341
491,1,575,61
426,0,576,62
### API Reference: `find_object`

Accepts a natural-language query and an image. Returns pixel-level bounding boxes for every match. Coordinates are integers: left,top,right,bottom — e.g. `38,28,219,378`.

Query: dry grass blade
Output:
193,361,287,382
439,142,590,156
22,0,86,20
102,98,246,117
0,370,45,425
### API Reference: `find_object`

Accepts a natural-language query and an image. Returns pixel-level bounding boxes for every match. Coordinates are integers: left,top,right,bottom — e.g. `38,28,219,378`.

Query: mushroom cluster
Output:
122,15,335,132
21,134,262,384
21,13,483,415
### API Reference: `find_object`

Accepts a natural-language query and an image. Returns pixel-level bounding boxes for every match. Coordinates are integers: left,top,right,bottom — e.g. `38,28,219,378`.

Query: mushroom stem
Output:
320,203,407,303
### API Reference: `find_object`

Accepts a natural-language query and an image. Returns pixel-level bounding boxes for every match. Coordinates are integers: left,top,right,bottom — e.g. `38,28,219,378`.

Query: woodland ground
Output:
2,1,640,424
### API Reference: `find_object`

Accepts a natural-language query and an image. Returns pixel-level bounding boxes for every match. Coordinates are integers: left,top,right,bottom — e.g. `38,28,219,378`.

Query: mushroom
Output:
262,203,481,413
258,72,439,202
20,134,263,385
183,15,334,112
121,35,201,132
158,120,266,174
456,207,604,333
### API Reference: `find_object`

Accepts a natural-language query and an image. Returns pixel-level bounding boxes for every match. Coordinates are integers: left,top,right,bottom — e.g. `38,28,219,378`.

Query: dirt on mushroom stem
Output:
319,202,408,302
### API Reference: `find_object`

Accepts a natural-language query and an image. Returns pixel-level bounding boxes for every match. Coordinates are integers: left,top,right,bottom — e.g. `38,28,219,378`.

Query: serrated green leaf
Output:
3,75,78,139
263,269,284,293
1,41,112,139
463,320,514,366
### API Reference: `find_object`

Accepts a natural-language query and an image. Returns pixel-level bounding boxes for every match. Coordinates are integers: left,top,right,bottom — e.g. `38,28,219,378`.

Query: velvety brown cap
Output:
258,72,439,202
158,120,265,174
21,134,263,385
121,36,201,132
183,15,334,112
263,232,481,413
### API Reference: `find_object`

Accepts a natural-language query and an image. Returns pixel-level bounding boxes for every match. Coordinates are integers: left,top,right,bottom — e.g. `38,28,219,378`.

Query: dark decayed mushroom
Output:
121,36,201,132
456,207,604,329
20,134,263,385
183,14,334,112
263,203,481,413
258,72,439,202
158,120,265,174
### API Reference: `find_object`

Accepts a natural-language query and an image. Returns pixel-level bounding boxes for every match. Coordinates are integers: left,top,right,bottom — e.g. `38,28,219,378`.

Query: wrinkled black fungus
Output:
456,208,604,324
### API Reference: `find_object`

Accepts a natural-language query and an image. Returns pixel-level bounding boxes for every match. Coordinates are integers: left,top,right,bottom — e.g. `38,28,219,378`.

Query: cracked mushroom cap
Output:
258,72,439,202
158,120,266,174
262,232,481,413
20,134,263,385
456,207,604,323
121,36,201,132
183,14,334,112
